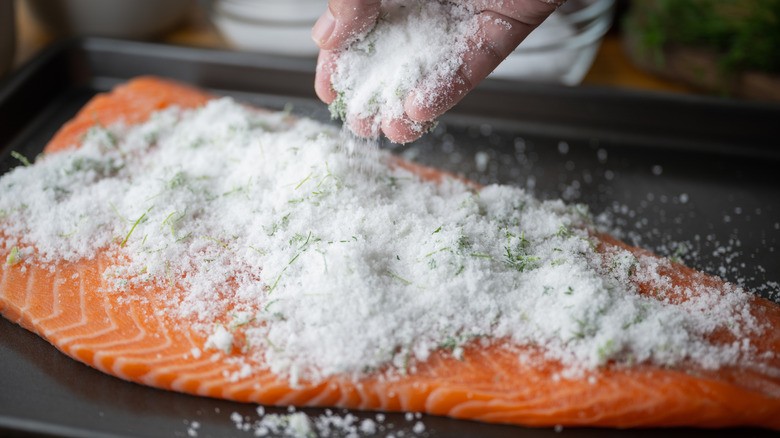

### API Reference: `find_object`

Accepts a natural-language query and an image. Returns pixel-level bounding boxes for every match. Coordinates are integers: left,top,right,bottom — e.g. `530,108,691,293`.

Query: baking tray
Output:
0,38,778,438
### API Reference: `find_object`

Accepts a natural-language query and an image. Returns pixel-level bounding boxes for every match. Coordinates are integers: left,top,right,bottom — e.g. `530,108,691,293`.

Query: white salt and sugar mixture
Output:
0,98,768,383
328,0,476,137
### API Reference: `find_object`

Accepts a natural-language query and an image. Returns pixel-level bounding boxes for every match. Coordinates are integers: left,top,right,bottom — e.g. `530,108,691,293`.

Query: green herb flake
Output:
6,246,21,265
201,235,229,249
387,270,412,285
121,212,147,247
11,151,32,167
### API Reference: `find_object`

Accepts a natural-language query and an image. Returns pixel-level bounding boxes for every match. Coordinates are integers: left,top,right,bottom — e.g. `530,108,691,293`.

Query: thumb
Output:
312,0,382,50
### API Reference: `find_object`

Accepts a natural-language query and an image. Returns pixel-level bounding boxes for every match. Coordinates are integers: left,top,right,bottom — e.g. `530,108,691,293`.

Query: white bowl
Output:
27,0,191,40
209,0,326,57
491,0,615,85
215,0,325,24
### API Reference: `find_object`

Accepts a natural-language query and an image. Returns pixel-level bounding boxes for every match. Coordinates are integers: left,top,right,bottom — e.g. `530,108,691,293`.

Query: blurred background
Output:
2,0,779,101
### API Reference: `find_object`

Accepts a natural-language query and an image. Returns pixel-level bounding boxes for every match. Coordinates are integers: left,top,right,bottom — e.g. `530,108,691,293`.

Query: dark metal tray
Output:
0,38,778,438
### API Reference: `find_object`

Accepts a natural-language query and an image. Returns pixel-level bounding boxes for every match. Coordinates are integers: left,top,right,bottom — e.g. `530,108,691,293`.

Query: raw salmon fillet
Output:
1,77,779,430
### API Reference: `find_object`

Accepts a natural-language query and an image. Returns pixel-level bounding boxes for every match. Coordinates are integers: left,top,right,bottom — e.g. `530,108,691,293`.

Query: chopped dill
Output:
268,267,287,293
503,246,539,272
597,339,615,364
456,235,471,252
201,235,229,249
329,92,347,121
264,299,280,312
162,210,184,236
581,238,599,253
230,313,256,328
387,270,412,285
298,231,313,251
121,212,147,247
551,258,567,267
109,202,129,224
10,151,32,167
165,262,174,288
670,243,688,264
295,172,313,190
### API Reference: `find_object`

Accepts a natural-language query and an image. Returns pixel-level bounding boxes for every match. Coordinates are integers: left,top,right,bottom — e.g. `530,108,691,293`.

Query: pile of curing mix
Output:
328,0,476,137
0,97,767,383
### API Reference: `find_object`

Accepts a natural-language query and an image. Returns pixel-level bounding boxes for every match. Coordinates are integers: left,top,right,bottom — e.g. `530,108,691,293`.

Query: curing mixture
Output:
0,96,768,384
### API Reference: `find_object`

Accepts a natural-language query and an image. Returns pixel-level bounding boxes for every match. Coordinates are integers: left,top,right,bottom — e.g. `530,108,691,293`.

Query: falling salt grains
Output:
475,151,490,172
329,0,476,138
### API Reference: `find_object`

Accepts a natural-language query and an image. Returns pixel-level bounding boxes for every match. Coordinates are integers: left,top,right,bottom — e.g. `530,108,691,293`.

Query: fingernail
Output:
312,10,336,46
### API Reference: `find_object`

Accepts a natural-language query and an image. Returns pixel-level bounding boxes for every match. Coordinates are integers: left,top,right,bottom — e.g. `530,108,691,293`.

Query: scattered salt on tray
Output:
223,407,427,438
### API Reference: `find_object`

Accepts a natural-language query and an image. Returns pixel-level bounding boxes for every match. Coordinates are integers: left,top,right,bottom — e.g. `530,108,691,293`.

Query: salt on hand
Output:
314,0,562,143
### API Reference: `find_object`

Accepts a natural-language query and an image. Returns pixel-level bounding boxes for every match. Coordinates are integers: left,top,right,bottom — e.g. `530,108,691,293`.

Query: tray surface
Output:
0,38,779,438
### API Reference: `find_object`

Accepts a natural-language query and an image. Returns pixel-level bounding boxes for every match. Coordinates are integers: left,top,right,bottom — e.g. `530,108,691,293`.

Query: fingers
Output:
315,50,339,104
312,0,383,50
346,113,380,139
314,0,560,143
381,114,432,144
405,11,532,122
469,0,564,26
317,48,428,143
405,0,559,122
346,111,431,144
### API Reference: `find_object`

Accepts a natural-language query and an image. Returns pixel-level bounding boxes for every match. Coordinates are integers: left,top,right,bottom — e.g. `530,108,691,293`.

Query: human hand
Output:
312,0,563,143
